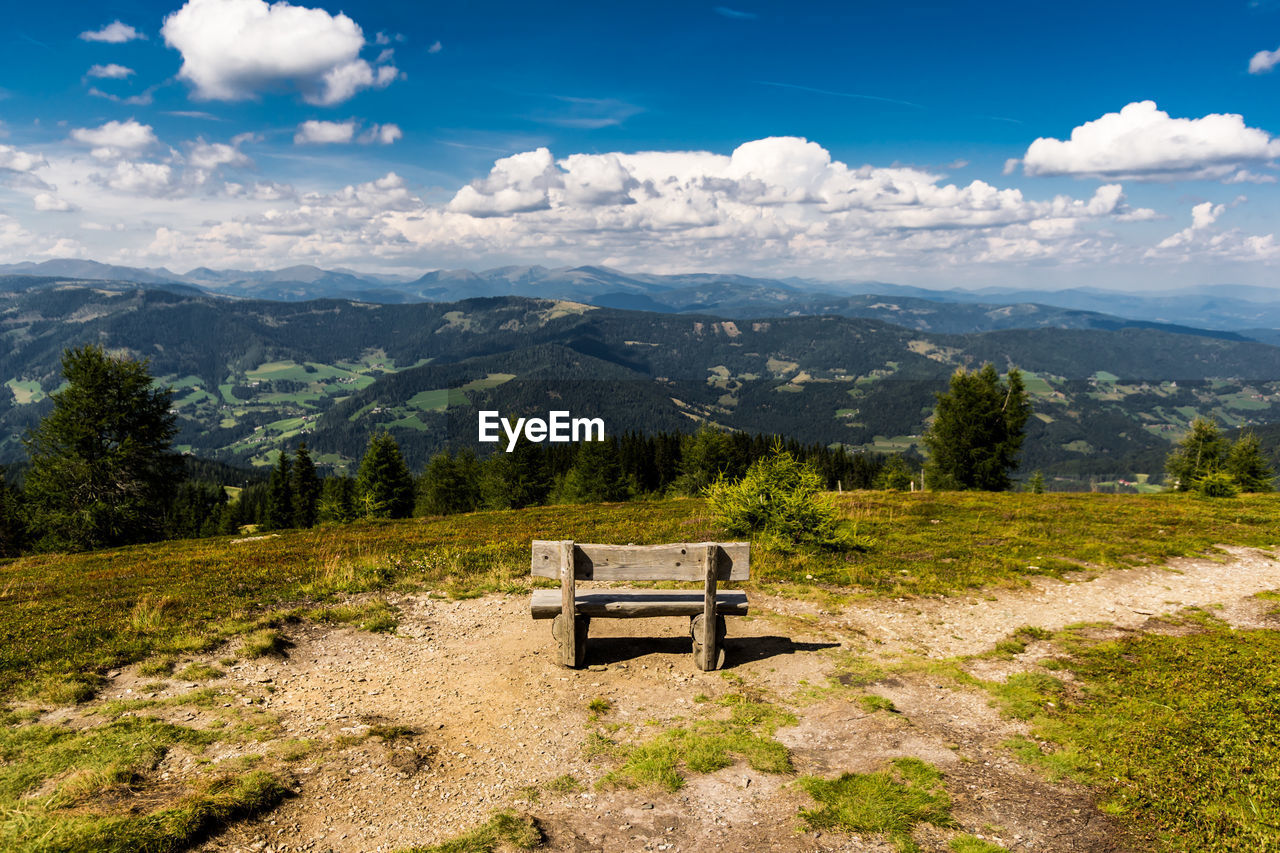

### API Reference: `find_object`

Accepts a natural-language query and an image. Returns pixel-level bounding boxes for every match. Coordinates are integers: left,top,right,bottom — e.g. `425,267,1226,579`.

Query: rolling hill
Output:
5,276,1280,482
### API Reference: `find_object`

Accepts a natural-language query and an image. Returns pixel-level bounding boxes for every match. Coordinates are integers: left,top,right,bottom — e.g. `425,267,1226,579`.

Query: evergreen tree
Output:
674,427,737,495
557,438,632,503
483,437,550,509
266,451,293,529
292,442,321,527
1165,418,1230,491
0,479,25,557
417,449,483,515
873,454,914,490
1225,431,1274,492
166,481,228,539
318,475,357,523
923,364,1031,491
356,432,415,518
23,345,180,551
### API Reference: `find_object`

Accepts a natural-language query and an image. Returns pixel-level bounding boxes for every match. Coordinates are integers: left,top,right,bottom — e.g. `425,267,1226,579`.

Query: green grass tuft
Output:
797,757,957,852
860,694,897,714
177,662,223,681
369,724,415,742
544,774,581,794
239,629,289,660
307,598,399,633
598,693,794,792
949,835,1010,853
398,810,542,853
985,673,1064,720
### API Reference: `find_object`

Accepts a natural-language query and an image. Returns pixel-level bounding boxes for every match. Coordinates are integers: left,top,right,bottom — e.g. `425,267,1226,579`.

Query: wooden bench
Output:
529,540,750,671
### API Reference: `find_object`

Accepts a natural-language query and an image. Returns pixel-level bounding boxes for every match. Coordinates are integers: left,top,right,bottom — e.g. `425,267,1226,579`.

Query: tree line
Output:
0,345,894,556
2,348,1270,559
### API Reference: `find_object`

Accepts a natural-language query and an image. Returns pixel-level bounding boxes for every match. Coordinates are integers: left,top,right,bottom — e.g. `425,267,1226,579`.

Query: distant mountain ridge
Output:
2,258,1277,338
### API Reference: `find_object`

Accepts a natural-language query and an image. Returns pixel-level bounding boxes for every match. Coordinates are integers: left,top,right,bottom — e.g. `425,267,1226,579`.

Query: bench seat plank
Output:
531,589,749,619
531,541,750,582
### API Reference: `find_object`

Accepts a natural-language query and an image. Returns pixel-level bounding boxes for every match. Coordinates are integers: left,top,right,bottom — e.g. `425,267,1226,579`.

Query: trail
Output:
107,545,1277,853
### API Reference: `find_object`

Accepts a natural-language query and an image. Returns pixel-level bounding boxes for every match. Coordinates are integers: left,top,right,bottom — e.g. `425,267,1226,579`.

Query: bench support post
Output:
558,540,577,667
699,543,718,671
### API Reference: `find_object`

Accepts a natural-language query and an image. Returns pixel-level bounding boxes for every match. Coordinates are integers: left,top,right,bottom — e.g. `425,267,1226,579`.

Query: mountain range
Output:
5,270,1280,485
3,258,1280,336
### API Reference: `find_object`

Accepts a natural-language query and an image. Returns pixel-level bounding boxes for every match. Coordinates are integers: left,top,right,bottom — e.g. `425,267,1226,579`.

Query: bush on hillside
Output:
704,447,867,550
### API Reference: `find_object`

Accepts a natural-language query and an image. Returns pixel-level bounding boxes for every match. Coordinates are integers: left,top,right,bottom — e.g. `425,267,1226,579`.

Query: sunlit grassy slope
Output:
2,491,1279,703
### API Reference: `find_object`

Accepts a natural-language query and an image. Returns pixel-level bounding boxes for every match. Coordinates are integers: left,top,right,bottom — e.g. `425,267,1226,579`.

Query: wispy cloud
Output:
164,110,222,120
79,21,144,43
17,33,52,50
758,81,924,109
532,96,643,129
714,6,758,19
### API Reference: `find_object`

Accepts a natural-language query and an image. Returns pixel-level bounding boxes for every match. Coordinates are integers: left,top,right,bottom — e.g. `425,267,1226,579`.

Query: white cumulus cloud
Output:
80,21,144,43
69,119,157,159
100,161,176,195
33,192,76,212
1145,200,1280,261
294,120,356,144
1250,47,1280,74
188,138,252,170
161,0,397,105
0,144,46,173
87,64,135,79
358,123,402,145
1017,101,1280,182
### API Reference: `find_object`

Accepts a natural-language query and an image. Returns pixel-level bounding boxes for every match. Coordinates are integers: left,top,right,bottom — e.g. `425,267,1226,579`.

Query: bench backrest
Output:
530,540,750,582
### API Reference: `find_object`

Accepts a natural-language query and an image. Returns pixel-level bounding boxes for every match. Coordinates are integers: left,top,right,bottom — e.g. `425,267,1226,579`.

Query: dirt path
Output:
122,546,1280,853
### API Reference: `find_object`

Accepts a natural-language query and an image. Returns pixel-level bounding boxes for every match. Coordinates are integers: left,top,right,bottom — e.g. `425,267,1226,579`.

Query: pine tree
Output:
1225,431,1274,492
674,427,736,495
266,451,293,529
483,437,550,509
292,442,321,527
23,345,180,551
356,432,415,518
165,481,228,539
923,364,1031,491
318,476,357,523
1165,418,1230,491
0,477,25,557
557,439,631,503
873,455,914,490
417,450,483,515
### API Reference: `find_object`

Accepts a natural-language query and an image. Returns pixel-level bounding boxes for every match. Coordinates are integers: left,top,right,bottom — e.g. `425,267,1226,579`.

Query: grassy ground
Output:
2,492,1280,703
995,620,1280,851
0,492,1278,850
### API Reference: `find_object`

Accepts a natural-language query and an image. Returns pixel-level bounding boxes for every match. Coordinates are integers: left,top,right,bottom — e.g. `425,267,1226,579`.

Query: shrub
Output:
1195,470,1240,499
704,447,857,549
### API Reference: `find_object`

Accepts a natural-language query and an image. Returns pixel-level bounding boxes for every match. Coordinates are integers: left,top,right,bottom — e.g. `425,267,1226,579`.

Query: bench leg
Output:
690,614,727,671
552,614,590,668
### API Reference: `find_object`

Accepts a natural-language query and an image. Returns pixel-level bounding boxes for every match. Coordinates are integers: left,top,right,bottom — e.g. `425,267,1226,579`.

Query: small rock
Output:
588,665,607,672
640,802,654,810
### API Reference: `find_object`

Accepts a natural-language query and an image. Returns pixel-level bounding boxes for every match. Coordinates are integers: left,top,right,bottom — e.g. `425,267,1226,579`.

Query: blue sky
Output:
2,0,1280,289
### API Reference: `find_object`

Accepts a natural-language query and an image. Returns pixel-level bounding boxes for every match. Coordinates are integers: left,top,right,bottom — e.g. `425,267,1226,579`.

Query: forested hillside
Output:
6,277,1280,481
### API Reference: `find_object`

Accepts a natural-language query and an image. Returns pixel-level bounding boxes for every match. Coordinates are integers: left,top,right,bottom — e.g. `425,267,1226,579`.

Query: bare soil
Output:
91,547,1280,852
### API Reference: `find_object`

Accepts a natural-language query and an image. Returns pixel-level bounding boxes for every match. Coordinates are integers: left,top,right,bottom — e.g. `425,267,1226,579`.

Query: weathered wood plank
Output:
700,543,718,671
558,540,576,667
530,541,750,581
531,589,749,619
